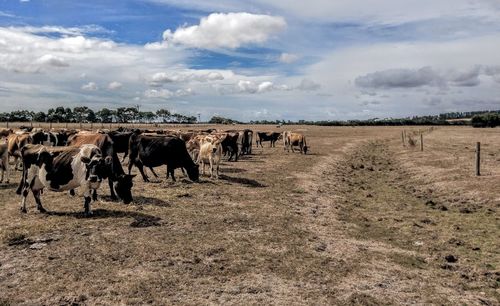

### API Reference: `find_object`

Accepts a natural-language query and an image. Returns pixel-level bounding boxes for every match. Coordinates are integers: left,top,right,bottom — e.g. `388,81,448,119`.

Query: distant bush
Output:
471,113,500,128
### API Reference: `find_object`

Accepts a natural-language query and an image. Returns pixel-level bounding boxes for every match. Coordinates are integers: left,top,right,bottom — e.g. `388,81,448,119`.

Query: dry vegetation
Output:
0,125,499,305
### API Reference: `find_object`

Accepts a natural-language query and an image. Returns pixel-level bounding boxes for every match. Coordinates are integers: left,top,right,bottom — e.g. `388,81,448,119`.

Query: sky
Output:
1,0,500,121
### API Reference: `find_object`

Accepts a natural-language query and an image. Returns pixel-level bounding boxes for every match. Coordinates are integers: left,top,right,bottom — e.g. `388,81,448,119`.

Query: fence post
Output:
6,121,8,129
420,133,423,151
49,122,52,130
402,131,405,147
476,142,481,176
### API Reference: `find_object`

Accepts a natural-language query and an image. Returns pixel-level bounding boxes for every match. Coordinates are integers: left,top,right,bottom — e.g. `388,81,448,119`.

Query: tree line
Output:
0,107,197,124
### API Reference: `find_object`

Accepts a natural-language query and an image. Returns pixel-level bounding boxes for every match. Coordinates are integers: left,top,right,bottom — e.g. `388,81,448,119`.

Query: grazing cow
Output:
67,133,134,203
107,131,133,162
197,139,223,179
8,133,32,170
282,131,291,151
240,129,253,155
256,132,282,148
18,144,105,216
128,134,199,182
0,142,9,183
285,132,308,154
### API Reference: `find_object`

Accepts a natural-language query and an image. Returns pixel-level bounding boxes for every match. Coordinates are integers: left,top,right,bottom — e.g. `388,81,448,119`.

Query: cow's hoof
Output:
38,207,47,213
110,195,118,201
84,212,93,218
20,208,27,213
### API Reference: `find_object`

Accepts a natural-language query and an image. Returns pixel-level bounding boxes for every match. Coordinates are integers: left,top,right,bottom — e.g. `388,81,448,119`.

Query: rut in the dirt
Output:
326,140,500,305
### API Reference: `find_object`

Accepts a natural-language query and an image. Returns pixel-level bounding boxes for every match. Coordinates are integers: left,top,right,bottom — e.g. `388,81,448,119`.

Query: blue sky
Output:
1,0,500,121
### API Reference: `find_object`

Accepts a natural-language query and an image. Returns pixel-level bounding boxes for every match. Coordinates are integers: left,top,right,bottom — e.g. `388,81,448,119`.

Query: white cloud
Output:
162,12,286,49
150,70,224,85
107,81,123,90
279,53,299,64
144,87,194,99
81,82,98,91
296,78,321,91
35,54,69,67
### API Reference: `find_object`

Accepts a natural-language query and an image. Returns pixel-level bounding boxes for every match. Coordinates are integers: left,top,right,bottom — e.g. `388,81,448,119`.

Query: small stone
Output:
29,243,47,250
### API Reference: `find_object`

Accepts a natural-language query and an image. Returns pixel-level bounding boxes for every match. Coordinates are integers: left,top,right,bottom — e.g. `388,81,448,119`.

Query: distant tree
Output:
156,109,171,122
96,108,113,123
33,111,47,122
140,111,156,123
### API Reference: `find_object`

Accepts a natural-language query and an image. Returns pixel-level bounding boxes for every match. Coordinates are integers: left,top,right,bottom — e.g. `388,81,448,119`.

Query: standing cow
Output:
285,132,308,154
18,144,105,216
128,134,199,182
0,142,9,184
256,132,282,148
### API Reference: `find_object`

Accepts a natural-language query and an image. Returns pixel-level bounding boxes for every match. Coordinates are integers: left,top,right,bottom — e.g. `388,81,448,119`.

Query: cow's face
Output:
303,146,309,154
113,174,135,204
82,155,104,188
187,164,200,182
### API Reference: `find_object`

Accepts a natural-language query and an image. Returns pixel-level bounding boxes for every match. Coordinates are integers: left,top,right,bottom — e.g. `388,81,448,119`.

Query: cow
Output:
0,128,13,138
256,132,282,148
18,144,105,216
197,139,223,179
128,134,199,182
67,133,134,203
0,142,9,184
285,132,308,154
283,131,291,151
240,129,253,155
31,130,59,146
8,133,32,170
221,132,239,161
107,131,133,162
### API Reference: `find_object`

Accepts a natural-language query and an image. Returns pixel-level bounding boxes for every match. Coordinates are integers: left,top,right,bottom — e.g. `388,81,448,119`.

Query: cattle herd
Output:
0,126,308,217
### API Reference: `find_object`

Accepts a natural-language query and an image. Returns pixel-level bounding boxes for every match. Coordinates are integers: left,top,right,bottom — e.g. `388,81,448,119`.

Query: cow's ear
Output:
81,156,91,164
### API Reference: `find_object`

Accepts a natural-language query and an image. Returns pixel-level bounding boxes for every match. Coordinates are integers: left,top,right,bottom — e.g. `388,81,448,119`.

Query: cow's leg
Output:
121,152,128,163
83,189,92,217
135,161,149,182
167,166,176,182
109,178,118,200
92,189,98,201
20,176,36,213
209,158,214,178
127,160,134,175
32,189,46,213
149,167,159,178
16,165,27,195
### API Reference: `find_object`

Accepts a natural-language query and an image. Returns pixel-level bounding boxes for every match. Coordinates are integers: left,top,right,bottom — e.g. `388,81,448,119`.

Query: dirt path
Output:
295,139,499,305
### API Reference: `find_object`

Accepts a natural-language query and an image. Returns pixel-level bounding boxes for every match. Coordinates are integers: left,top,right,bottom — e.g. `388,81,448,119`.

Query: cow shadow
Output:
0,182,19,190
132,195,171,207
219,174,266,188
46,208,162,227
221,167,247,174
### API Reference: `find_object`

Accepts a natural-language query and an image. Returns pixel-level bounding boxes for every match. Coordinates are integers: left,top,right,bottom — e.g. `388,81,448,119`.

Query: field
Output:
0,125,499,305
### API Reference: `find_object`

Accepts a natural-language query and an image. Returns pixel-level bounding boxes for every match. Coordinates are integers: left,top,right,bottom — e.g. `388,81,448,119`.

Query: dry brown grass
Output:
0,125,498,305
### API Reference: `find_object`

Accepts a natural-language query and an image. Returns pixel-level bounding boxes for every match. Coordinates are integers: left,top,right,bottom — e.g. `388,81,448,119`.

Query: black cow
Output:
67,133,134,203
17,144,105,216
256,132,282,148
221,132,239,161
107,131,133,162
128,134,199,182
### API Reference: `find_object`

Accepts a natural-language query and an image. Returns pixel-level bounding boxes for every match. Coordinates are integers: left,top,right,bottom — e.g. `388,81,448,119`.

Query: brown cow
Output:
0,142,9,183
0,128,13,138
8,133,32,170
285,132,308,154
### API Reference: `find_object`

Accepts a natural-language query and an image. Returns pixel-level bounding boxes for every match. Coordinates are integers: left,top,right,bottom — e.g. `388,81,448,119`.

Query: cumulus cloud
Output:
107,81,123,90
81,82,98,91
35,54,69,67
235,80,290,94
161,12,286,49
296,78,321,91
150,71,224,86
355,65,500,89
279,53,299,64
144,87,194,99
355,66,444,89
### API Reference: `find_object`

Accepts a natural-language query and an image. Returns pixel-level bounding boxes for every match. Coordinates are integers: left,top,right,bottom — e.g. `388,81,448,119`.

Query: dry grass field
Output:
0,125,499,305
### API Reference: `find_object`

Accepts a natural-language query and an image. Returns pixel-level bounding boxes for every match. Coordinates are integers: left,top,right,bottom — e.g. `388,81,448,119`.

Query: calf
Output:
128,134,199,182
8,133,32,170
256,132,282,148
0,142,9,183
18,144,104,216
221,132,239,161
197,139,222,179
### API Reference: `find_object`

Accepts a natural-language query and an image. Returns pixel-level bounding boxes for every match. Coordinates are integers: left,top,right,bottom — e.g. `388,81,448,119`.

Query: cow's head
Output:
113,174,135,204
82,149,105,187
186,164,200,182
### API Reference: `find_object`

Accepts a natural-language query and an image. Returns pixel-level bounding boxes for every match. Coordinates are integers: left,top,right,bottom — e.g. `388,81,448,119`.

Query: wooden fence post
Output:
6,121,9,129
420,133,423,151
476,142,481,176
402,131,405,147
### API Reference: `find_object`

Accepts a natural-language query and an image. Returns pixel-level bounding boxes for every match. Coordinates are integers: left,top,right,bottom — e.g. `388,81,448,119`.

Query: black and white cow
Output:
31,130,59,146
18,144,105,216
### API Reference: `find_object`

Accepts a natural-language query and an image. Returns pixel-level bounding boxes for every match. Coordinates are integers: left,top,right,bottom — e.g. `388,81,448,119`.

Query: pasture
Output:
0,125,499,305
